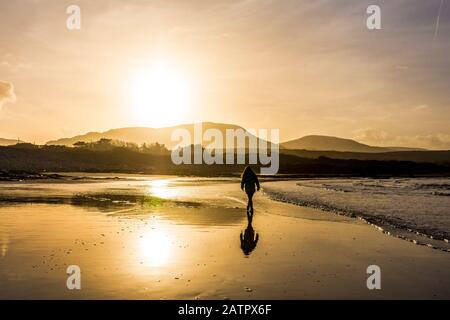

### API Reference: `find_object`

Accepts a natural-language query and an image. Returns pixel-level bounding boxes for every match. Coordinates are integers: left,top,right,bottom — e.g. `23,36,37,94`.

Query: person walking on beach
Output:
241,166,260,213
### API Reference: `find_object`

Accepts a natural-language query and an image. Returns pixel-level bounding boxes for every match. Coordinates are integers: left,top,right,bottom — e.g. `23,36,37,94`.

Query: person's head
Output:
242,166,254,178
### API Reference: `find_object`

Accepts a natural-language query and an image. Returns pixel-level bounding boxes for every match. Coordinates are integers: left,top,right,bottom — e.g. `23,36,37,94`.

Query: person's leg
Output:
246,192,250,212
248,192,254,213
246,193,250,213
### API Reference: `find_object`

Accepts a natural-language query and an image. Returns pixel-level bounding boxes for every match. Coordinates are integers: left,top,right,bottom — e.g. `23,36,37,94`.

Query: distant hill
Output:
0,138,23,146
46,124,428,153
47,126,182,148
46,122,275,150
0,144,448,177
281,135,425,153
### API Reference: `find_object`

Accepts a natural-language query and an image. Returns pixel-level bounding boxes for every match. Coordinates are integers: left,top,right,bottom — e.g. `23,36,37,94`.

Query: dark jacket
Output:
241,167,260,194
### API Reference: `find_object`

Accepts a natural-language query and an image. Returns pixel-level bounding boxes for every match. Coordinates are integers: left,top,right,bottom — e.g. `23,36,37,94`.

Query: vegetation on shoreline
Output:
0,139,449,178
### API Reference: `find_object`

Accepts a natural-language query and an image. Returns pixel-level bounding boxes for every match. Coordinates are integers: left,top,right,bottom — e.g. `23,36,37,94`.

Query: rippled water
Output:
263,178,450,250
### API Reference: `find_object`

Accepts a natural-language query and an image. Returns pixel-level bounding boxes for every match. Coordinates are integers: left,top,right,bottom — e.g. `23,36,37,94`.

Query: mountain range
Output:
3,122,428,152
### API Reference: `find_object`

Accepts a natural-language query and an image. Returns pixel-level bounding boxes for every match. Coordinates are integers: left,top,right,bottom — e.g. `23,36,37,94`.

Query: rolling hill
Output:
281,135,425,153
47,124,429,153
46,122,274,150
0,138,23,146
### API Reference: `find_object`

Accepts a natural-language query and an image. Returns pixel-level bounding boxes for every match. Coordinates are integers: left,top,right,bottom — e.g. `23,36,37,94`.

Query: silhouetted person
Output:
240,212,259,256
240,166,260,213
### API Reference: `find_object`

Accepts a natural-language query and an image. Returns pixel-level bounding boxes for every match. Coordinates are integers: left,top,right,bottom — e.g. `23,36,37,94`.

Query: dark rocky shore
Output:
0,170,65,181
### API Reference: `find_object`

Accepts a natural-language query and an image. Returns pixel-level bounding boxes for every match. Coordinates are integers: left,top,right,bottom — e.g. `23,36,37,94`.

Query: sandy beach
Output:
0,176,449,299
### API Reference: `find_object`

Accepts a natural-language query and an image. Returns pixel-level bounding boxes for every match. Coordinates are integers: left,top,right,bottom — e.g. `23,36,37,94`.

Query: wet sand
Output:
0,177,449,299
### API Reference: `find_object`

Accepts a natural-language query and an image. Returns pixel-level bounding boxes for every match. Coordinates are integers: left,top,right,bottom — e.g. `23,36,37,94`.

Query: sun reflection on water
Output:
138,229,172,267
0,234,9,258
147,179,179,199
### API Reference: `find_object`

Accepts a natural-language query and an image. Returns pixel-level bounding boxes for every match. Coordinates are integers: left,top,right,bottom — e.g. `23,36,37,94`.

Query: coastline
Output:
0,177,449,299
2,169,450,180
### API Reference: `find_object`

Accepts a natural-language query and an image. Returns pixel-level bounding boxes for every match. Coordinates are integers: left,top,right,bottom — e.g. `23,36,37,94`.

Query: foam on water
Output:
263,178,450,251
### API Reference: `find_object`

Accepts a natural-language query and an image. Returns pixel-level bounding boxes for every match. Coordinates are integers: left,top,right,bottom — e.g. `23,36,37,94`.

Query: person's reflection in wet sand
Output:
240,211,259,256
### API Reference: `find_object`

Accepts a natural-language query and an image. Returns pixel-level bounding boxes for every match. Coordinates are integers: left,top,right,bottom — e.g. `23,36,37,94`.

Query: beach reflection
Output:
138,228,173,267
240,211,259,256
147,179,180,199
0,234,9,258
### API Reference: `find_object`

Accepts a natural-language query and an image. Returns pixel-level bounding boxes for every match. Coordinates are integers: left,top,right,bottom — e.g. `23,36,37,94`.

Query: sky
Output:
0,0,449,148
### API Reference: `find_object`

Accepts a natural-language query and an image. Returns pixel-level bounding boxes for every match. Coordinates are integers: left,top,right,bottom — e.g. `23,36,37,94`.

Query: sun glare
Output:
139,229,172,267
129,60,193,127
147,179,179,199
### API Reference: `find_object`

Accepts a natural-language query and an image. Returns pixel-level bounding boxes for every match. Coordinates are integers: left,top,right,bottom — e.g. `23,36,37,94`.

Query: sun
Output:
129,60,193,127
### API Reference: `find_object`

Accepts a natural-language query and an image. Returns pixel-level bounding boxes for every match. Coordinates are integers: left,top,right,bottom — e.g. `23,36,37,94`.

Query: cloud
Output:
354,128,390,144
401,134,450,150
354,128,450,150
0,81,16,108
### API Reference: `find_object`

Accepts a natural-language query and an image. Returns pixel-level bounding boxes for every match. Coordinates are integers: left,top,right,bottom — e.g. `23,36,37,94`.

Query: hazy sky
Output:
0,0,449,148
